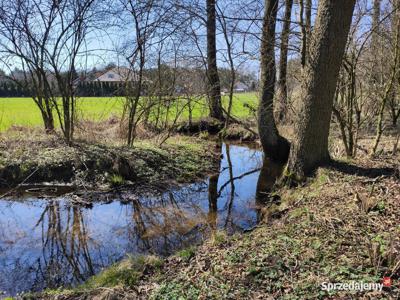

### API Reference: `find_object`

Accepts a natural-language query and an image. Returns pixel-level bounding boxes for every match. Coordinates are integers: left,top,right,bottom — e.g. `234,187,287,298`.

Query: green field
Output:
0,93,258,131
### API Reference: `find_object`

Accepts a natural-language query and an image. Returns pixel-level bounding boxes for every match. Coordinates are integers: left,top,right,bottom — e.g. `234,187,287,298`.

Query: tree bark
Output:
276,0,293,122
207,0,224,121
258,0,290,163
286,0,356,178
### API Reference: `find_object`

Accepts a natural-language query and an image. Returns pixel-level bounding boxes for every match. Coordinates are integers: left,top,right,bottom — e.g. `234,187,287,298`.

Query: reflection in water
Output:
37,203,94,287
208,142,222,230
0,143,269,296
224,144,235,229
255,159,285,221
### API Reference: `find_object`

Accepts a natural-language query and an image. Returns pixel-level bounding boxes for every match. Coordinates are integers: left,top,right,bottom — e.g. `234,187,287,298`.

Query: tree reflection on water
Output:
0,143,281,296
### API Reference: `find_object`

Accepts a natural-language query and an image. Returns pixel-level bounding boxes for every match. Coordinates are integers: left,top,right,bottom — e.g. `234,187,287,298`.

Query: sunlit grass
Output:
0,93,257,131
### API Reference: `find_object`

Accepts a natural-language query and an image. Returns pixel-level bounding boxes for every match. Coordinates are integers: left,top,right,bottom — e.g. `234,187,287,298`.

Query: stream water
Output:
0,143,282,296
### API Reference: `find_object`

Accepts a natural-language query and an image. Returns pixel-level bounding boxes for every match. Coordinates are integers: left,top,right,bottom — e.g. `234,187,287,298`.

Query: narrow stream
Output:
0,143,281,296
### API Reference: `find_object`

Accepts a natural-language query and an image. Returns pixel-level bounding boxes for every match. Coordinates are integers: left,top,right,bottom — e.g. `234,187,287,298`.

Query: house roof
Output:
234,82,249,90
95,67,139,82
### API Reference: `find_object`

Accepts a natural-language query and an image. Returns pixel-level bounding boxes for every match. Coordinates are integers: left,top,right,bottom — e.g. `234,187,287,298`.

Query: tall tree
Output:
49,0,96,144
286,0,356,178
0,0,56,132
206,0,224,121
121,0,172,146
371,0,381,85
257,0,290,162
390,0,400,127
371,0,381,51
276,0,293,122
0,0,96,143
371,0,400,155
298,0,312,67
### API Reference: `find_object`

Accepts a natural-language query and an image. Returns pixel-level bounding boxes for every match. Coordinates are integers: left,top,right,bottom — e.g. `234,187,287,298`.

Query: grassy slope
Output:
35,141,400,299
0,93,257,131
0,134,218,189
148,151,400,299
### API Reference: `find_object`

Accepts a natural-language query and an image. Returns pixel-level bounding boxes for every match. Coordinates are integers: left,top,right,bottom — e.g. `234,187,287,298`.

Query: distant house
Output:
233,82,249,93
94,67,139,83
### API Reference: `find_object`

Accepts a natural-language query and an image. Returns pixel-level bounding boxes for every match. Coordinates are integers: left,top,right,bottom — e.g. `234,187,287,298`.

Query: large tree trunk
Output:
286,0,356,178
258,0,290,162
206,0,224,121
276,0,293,122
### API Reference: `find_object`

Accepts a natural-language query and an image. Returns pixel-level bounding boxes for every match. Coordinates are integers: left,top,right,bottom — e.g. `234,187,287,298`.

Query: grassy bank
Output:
0,93,257,131
31,137,400,299
0,132,219,193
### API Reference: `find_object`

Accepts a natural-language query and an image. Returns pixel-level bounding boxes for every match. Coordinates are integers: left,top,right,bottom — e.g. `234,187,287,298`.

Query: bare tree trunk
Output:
276,0,293,122
371,0,381,85
390,1,400,127
216,4,236,128
391,106,400,126
371,0,381,52
298,0,306,67
42,113,55,132
393,131,400,155
286,0,356,178
332,105,351,157
258,0,290,162
207,0,224,121
298,0,312,67
36,97,55,133
305,0,312,43
371,0,400,155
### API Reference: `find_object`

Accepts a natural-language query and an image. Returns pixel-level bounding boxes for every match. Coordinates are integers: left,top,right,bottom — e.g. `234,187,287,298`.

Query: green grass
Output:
0,93,257,131
33,255,164,298
109,174,126,187
177,246,196,261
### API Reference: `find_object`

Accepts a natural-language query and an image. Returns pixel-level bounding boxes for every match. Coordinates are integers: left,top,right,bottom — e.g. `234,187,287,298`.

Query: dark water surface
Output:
0,143,280,296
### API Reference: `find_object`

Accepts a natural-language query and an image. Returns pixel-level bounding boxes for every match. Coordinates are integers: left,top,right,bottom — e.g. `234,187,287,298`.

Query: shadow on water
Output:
0,143,284,296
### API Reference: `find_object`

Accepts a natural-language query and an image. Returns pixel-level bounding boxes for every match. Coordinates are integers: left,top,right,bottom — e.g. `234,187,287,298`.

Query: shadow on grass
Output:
327,160,398,179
